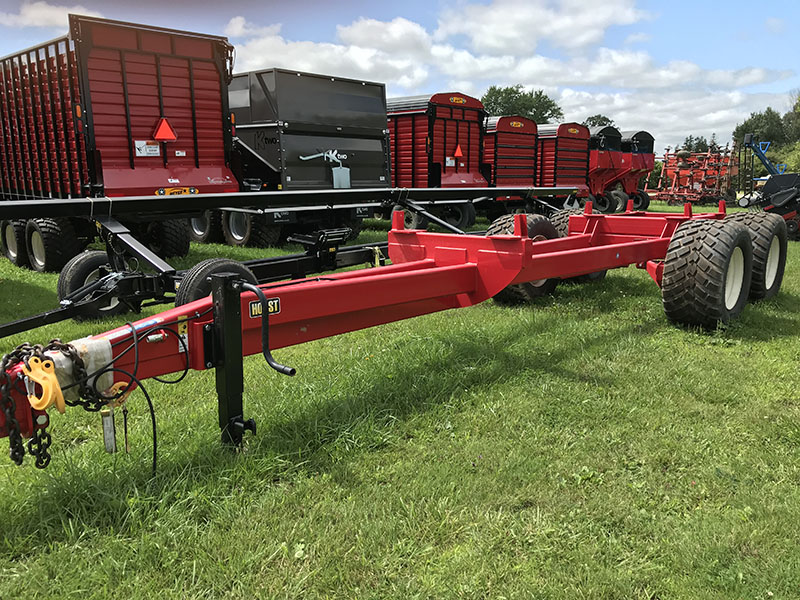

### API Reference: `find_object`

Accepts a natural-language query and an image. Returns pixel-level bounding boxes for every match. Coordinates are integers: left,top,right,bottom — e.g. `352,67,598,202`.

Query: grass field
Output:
1,205,799,599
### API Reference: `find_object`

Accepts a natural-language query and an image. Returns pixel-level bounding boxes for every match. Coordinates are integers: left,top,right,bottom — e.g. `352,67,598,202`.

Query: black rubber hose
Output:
238,282,296,377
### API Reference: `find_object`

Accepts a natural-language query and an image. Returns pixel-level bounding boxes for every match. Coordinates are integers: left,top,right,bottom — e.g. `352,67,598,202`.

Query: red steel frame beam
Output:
1,202,727,440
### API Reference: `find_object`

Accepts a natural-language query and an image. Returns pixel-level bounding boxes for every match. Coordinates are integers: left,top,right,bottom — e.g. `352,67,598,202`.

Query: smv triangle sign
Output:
453,144,463,158
153,117,177,142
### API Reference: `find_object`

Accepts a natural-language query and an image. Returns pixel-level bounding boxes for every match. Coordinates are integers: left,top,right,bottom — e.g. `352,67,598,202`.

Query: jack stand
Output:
210,272,255,446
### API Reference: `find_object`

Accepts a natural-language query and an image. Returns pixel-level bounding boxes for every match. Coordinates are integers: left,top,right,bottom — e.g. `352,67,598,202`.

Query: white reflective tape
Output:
47,337,114,403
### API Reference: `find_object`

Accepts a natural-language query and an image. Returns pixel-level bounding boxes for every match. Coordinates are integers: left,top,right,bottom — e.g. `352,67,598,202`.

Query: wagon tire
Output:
633,190,651,211
175,258,258,307
189,210,224,244
393,205,428,230
58,250,133,319
662,219,753,328
725,212,787,300
786,217,799,240
594,193,617,214
439,203,475,230
486,213,559,303
549,208,607,284
25,217,80,273
612,190,630,211
145,219,191,258
222,211,282,247
1,219,29,268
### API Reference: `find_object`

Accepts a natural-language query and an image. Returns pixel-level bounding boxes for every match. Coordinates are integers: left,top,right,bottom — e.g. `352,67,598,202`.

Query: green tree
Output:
782,92,800,144
481,84,564,123
582,114,615,128
681,135,709,152
732,107,786,145
647,159,664,189
680,135,716,152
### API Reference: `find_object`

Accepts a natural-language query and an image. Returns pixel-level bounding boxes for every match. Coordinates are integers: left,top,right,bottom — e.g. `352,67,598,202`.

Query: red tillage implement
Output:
649,146,737,205
0,203,788,469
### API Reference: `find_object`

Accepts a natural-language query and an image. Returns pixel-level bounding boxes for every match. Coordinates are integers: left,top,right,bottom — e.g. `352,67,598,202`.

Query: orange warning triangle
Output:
454,144,463,157
153,117,177,142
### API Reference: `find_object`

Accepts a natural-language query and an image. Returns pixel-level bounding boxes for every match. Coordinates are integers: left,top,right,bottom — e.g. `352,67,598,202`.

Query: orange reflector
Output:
153,117,177,142
454,145,463,158
75,104,82,118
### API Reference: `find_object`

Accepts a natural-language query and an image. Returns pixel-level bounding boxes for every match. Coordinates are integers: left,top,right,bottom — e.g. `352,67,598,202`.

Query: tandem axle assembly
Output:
0,202,789,471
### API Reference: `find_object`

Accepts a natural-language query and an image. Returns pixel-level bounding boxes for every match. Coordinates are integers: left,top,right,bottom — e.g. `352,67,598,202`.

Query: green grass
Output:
1,208,799,599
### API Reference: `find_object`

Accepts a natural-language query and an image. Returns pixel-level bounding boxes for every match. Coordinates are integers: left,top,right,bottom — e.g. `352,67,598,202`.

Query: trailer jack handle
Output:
237,281,296,377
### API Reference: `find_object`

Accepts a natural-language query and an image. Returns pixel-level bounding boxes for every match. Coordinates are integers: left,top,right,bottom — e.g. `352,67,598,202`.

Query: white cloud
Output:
624,32,651,44
226,16,430,88
508,48,787,90
764,17,785,34
338,17,431,60
224,16,281,39
0,1,101,28
224,12,794,149
558,87,791,149
434,0,648,54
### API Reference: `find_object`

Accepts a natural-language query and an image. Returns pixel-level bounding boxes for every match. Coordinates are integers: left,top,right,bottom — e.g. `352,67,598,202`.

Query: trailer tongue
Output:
0,203,788,471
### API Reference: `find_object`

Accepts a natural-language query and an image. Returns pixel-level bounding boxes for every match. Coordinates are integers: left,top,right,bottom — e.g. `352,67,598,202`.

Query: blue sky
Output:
0,0,796,150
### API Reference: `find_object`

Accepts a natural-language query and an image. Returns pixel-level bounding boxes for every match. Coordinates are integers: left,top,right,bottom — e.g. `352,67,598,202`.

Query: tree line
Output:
480,84,615,129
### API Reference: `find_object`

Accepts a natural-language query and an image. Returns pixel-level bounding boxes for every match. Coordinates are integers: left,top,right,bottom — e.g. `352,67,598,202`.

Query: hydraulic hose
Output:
238,282,296,377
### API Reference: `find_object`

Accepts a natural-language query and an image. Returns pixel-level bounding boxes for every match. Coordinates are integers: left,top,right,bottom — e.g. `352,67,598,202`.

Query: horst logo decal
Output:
449,96,467,104
568,127,579,134
155,187,198,196
509,121,523,128
249,298,281,319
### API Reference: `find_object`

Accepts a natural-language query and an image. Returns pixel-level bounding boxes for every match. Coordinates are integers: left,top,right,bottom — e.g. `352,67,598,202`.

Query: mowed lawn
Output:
1,207,799,599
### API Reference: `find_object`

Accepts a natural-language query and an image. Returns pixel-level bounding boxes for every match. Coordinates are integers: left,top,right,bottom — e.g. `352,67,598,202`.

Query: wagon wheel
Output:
485,213,560,303
593,193,618,214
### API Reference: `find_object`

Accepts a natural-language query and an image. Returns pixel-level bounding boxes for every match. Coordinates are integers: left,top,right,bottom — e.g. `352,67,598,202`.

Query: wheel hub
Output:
764,235,780,289
30,230,46,269
3,223,16,259
529,234,548,287
229,212,249,241
190,215,208,236
724,246,745,311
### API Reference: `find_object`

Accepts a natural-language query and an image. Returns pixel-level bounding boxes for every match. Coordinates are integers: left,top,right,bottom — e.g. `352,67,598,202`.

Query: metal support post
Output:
211,272,255,446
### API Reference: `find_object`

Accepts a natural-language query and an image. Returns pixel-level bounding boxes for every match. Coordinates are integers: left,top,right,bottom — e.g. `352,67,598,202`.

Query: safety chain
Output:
0,339,109,468
1,350,25,465
27,426,52,469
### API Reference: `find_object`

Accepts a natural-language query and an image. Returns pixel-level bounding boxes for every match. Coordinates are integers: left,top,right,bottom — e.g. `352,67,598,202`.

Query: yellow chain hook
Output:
23,356,66,414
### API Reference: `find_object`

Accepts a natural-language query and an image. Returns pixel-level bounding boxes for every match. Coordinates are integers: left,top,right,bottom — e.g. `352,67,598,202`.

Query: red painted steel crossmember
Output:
0,202,727,439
